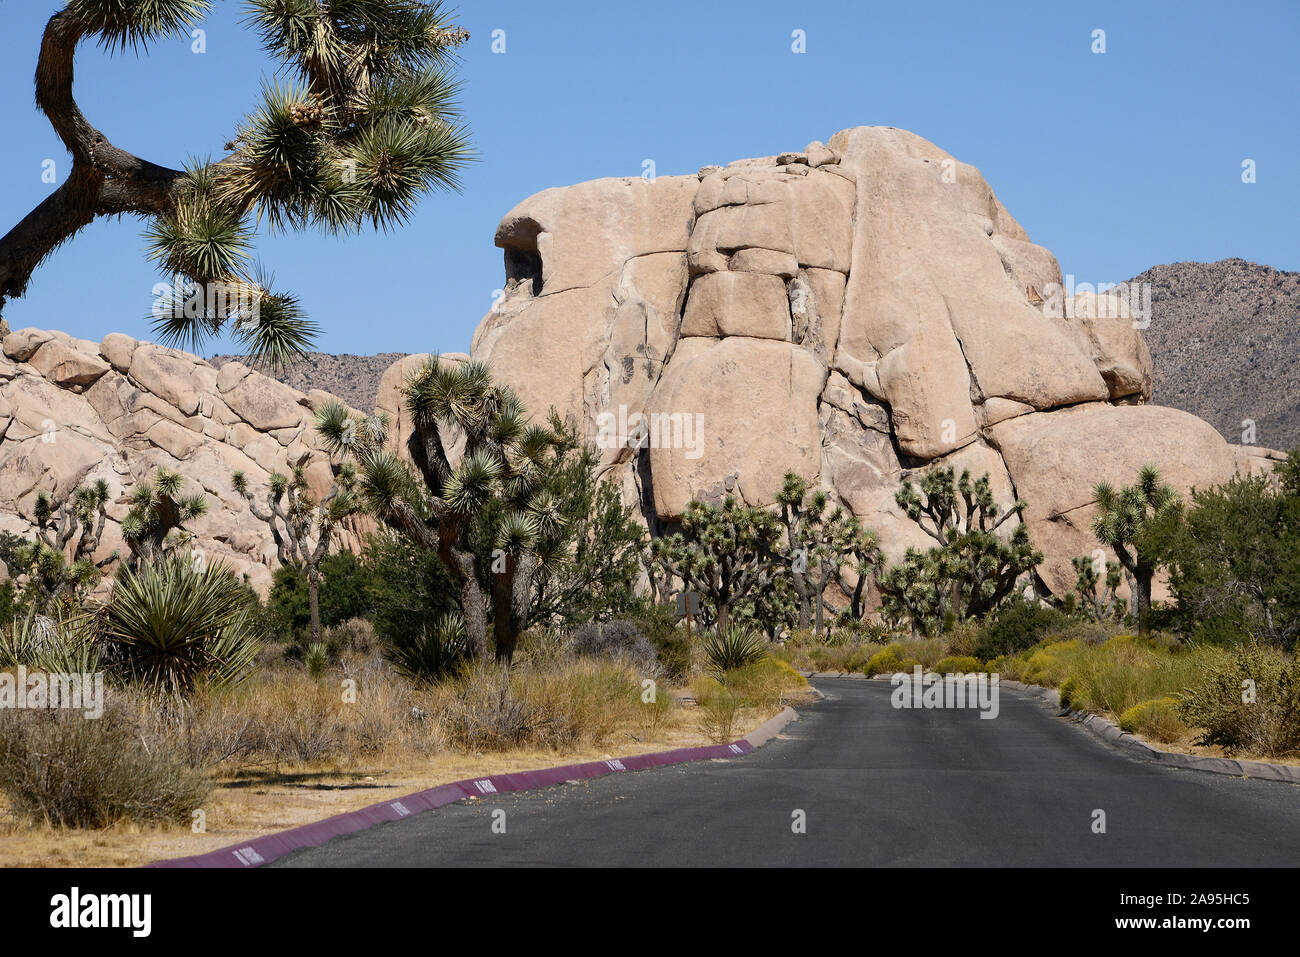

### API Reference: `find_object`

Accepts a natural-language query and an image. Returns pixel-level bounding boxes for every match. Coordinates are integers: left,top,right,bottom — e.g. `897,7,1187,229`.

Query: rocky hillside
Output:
207,351,405,413
0,328,368,593
1127,259,1300,451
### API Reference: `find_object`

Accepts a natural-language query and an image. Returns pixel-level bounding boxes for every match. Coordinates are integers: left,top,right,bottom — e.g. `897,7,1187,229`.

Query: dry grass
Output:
0,652,800,868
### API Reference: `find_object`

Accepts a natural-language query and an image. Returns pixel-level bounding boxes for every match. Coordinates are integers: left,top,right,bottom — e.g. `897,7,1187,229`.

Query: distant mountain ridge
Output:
212,258,1300,452
207,351,407,414
1125,259,1300,451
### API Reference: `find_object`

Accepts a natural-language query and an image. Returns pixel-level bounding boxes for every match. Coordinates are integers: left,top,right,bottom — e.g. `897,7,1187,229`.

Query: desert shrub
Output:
628,605,692,681
171,669,433,769
703,623,769,674
1059,674,1081,709
105,556,262,696
324,617,377,657
1119,697,1185,743
0,579,16,626
515,659,643,748
386,611,467,685
1165,471,1300,649
436,661,537,751
0,704,210,827
513,625,572,669
266,551,375,643
933,655,982,674
363,534,458,650
696,682,741,744
1178,642,1300,758
571,619,658,672
974,598,1072,660
0,604,104,674
691,658,808,743
719,657,808,709
864,645,920,676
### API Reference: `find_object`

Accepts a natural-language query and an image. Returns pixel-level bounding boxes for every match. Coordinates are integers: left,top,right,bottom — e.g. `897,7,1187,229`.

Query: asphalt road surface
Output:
274,678,1300,867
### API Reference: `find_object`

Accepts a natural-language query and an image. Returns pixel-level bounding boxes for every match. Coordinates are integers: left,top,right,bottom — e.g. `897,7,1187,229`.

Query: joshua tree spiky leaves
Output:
315,360,568,663
1072,554,1126,622
232,456,360,645
121,468,208,569
878,467,1041,635
19,480,116,600
1091,464,1180,636
775,473,880,638
651,495,785,634
0,1,473,367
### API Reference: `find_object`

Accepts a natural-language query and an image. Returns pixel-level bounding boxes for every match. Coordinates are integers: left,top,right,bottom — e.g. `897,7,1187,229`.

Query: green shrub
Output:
1178,642,1300,758
974,598,1072,660
864,645,920,676
932,655,982,674
1059,675,1081,709
703,623,768,674
0,704,211,827
1119,697,1184,743
266,551,375,643
363,534,458,650
629,605,692,681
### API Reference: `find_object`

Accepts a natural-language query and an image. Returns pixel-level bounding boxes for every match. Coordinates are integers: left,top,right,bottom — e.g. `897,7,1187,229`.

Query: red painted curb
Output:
147,738,759,869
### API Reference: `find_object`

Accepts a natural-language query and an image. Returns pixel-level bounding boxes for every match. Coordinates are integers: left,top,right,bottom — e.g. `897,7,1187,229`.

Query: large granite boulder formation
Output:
460,125,1253,597
0,327,364,593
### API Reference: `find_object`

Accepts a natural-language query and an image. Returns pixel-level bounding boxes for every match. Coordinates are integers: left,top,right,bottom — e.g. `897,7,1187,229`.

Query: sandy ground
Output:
0,705,787,868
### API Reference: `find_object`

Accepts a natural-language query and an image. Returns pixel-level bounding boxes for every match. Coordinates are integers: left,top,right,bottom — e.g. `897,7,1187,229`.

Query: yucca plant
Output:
387,611,467,684
304,642,331,679
105,556,261,697
0,604,104,674
702,623,769,676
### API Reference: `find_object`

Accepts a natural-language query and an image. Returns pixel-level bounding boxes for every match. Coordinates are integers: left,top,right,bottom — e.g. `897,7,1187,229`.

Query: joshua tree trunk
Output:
307,563,323,646
1133,562,1154,637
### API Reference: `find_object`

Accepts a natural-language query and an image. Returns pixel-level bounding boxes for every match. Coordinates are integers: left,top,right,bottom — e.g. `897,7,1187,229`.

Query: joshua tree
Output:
121,468,207,569
775,473,880,637
651,496,785,633
0,1,472,366
315,361,567,663
1091,465,1180,636
233,458,360,645
18,480,116,600
879,467,1041,635
1071,554,1126,622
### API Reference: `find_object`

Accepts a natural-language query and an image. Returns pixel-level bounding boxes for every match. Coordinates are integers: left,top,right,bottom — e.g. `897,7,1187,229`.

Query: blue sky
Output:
0,0,1296,356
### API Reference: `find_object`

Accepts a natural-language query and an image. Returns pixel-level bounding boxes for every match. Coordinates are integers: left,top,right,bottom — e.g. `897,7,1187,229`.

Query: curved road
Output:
274,679,1300,867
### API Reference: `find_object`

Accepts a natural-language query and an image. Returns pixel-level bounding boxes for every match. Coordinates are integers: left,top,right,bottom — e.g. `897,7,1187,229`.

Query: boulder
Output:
457,124,1277,605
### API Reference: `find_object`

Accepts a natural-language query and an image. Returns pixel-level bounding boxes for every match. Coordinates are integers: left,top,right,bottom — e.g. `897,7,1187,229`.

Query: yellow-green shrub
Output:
1119,696,1185,743
932,655,981,674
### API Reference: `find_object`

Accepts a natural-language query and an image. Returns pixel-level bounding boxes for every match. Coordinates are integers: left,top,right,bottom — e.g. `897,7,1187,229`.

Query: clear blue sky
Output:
1,0,1296,357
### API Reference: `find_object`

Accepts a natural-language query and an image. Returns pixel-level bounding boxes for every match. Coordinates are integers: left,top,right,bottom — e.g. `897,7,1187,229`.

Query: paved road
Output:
274,679,1300,866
